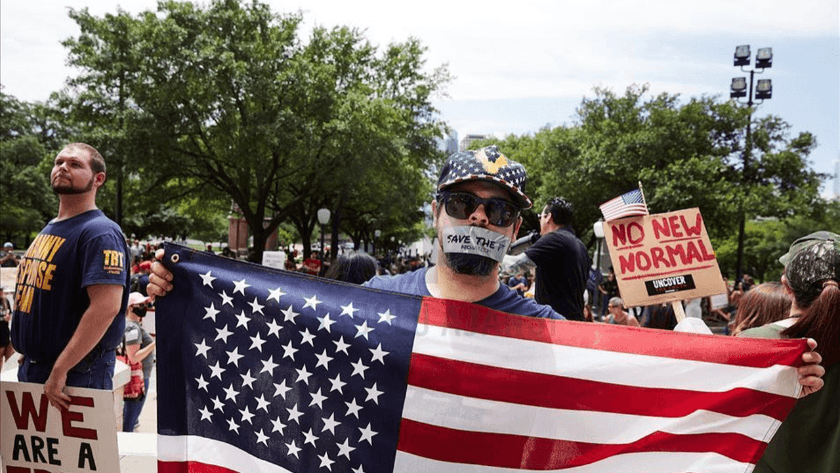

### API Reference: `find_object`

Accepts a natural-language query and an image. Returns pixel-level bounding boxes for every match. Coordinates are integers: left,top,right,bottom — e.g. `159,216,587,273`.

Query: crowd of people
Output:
0,142,836,470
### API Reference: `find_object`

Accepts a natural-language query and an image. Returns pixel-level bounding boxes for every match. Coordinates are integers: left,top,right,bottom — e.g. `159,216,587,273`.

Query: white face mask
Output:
440,226,512,263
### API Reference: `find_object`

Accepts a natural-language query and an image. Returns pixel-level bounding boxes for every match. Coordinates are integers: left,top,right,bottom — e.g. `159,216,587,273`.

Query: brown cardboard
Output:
603,208,727,307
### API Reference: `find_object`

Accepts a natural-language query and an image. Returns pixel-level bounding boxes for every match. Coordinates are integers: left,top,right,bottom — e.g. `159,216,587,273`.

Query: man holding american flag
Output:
148,146,824,473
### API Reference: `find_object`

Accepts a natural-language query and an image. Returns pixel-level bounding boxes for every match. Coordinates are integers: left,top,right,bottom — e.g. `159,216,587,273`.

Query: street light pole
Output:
730,45,772,285
317,208,331,276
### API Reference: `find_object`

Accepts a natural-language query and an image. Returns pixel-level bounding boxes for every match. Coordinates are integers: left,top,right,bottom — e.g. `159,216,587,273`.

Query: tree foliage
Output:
0,90,67,244
60,0,448,261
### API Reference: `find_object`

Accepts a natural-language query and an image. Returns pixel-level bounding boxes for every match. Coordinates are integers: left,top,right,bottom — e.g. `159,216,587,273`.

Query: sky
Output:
2,0,838,195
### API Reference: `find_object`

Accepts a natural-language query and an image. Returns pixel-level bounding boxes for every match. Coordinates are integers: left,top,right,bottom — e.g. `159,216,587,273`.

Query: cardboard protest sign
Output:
261,250,286,269
603,208,727,308
0,382,119,473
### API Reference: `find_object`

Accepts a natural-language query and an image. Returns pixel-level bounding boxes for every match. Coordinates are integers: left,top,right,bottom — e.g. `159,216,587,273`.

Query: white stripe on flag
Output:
402,385,782,443
158,435,293,473
393,450,756,473
413,324,800,397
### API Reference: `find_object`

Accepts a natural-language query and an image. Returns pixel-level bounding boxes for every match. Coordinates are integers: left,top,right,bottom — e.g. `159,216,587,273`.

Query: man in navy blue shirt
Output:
12,143,129,410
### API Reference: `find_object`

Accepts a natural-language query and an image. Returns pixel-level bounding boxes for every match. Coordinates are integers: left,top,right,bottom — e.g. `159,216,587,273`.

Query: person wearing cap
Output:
1,242,19,267
738,231,839,473
501,197,590,320
361,146,561,318
122,292,156,431
11,143,129,410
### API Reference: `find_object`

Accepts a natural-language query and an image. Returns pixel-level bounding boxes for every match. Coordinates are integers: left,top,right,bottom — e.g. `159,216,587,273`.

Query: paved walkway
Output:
119,365,159,472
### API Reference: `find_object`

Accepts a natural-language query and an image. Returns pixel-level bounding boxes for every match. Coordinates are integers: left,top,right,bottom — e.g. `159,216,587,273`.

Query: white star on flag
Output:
354,321,374,340
358,423,377,445
232,278,250,295
260,355,279,374
281,305,298,322
377,309,396,325
203,303,220,322
249,333,266,352
302,294,321,310
265,318,282,338
364,383,383,404
321,413,340,434
214,325,233,343
248,297,265,314
208,362,224,380
340,302,359,317
267,286,285,302
195,375,209,392
219,290,234,307
199,271,216,287
194,340,211,358
225,347,244,367
369,343,389,364
285,441,301,458
233,310,250,329
240,370,256,389
333,336,351,355
317,313,336,333
344,398,362,419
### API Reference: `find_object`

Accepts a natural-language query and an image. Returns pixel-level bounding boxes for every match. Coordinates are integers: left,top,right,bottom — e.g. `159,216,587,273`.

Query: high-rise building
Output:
459,134,488,151
436,130,459,156
445,130,458,156
834,154,840,198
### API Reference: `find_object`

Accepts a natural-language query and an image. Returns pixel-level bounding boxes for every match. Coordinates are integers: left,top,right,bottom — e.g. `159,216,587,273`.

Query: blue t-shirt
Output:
364,267,564,320
12,210,129,363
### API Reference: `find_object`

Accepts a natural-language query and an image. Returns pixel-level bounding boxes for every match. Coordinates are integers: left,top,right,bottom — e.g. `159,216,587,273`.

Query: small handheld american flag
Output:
599,185,649,221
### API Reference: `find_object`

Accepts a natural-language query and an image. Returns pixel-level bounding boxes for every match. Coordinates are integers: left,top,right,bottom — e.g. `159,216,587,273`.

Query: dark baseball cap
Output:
780,231,840,293
437,145,532,209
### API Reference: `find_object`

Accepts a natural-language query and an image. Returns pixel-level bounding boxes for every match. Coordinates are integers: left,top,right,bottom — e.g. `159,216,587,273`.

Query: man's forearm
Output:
52,306,119,375
52,285,124,375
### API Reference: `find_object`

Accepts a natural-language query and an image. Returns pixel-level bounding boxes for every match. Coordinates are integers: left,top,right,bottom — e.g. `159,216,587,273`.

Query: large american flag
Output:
599,188,649,222
155,243,806,473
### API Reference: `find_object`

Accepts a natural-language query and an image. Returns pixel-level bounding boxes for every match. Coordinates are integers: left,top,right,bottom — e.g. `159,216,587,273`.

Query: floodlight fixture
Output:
755,79,772,99
734,45,751,66
730,77,748,98
756,47,773,68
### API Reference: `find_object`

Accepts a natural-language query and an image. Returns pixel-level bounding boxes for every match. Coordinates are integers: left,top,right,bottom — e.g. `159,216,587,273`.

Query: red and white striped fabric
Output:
395,298,805,472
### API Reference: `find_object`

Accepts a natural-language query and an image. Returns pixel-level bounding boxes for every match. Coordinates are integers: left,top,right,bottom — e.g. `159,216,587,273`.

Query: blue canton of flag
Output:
156,243,420,473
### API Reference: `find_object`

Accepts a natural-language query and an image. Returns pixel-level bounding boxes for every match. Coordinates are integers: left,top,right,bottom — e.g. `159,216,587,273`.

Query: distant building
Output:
834,155,840,199
459,134,488,151
436,130,458,156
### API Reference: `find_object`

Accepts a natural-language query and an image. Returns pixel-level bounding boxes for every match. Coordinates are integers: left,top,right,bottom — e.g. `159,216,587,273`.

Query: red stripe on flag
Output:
158,461,240,473
418,298,806,368
408,353,797,420
396,419,767,469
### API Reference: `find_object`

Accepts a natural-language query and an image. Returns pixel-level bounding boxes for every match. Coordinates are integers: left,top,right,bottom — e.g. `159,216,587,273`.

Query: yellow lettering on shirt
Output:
13,234,66,314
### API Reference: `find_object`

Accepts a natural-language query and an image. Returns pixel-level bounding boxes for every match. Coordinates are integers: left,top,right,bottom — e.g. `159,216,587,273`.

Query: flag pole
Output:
638,181,647,209
672,301,686,323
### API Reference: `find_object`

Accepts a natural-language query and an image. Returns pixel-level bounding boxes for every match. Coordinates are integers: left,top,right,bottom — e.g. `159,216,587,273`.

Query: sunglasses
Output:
439,191,520,227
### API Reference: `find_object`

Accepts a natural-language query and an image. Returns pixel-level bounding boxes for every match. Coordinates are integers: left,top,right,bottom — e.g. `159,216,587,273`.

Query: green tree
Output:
0,90,65,244
61,0,448,262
